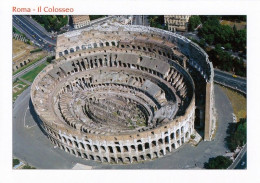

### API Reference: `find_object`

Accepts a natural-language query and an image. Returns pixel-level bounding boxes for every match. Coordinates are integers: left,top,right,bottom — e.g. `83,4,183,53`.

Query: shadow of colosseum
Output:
29,98,48,137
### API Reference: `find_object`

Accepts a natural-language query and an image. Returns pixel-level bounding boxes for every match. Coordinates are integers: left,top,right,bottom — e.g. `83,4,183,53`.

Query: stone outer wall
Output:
31,24,214,164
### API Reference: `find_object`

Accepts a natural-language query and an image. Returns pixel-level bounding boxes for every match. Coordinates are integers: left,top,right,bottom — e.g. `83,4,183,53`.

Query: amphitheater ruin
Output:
31,22,215,164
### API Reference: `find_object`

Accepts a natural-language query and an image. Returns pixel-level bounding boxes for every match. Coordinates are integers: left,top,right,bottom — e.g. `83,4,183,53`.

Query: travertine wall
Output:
31,24,214,164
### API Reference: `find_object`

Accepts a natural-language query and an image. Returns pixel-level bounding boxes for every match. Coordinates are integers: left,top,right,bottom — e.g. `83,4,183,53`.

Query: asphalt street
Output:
13,15,56,52
13,84,237,169
214,69,246,93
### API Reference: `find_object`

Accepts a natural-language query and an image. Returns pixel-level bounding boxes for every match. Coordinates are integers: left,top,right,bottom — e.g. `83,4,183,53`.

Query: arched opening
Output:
123,146,128,152
71,149,76,155
101,146,106,152
105,42,109,46
164,136,169,144
62,137,67,143
80,142,85,149
176,129,180,138
145,142,149,149
132,156,137,162
116,146,121,153
68,139,72,146
87,144,92,151
96,156,101,162
166,147,170,152
146,154,151,159
125,157,130,163
77,151,82,157
93,145,99,152
70,48,74,53
66,147,70,153
171,143,175,149
118,157,123,163
108,146,113,153
152,141,156,147
170,132,174,139
140,155,145,160
76,46,80,51
82,45,86,50
64,50,69,55
103,157,108,162
158,138,163,145
159,149,164,156
74,141,79,148
110,157,116,163
83,153,88,159
138,144,143,152
131,145,136,151
181,137,184,144
89,155,94,160
185,132,189,138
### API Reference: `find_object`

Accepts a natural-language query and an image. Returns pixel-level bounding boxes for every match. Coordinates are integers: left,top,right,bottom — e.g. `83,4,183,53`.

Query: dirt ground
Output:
12,39,47,65
220,20,246,30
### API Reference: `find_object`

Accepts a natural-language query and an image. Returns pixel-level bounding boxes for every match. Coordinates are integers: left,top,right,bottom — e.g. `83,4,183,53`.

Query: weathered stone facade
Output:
31,23,214,164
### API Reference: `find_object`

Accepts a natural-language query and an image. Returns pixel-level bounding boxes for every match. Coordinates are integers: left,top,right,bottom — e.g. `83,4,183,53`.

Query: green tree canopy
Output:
204,156,232,169
188,15,201,31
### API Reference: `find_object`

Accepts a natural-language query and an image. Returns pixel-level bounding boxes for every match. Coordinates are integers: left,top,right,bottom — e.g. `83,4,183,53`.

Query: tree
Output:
224,43,232,51
13,159,20,167
228,118,247,151
188,15,201,31
204,156,232,169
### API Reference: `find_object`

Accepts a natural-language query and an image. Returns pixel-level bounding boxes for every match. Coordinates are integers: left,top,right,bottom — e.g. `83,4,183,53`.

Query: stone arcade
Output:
31,23,215,164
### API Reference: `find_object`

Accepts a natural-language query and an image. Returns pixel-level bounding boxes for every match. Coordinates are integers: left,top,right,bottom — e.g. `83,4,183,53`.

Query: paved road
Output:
235,152,247,169
13,84,234,169
214,69,246,93
13,15,56,52
13,87,99,169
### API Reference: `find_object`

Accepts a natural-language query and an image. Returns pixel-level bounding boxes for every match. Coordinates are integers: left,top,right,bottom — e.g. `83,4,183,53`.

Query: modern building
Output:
164,15,191,32
71,15,90,29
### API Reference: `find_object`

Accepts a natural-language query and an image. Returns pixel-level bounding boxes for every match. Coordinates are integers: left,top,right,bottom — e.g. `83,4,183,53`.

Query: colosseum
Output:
31,21,215,164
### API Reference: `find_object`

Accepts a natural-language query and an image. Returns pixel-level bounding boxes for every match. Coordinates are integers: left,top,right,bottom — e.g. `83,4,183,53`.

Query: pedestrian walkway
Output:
19,78,32,85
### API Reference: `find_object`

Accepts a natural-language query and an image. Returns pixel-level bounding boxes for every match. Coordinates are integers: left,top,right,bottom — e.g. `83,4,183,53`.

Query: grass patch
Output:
220,86,246,121
30,48,42,53
13,55,46,75
21,62,48,83
13,79,29,101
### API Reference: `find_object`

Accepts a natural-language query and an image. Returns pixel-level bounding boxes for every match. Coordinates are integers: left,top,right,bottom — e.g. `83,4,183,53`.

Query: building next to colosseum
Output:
164,15,191,32
71,15,90,29
31,20,215,164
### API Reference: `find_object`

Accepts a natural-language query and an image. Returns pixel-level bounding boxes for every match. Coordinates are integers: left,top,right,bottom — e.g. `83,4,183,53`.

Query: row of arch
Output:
59,40,118,57
45,123,191,155
48,134,188,164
